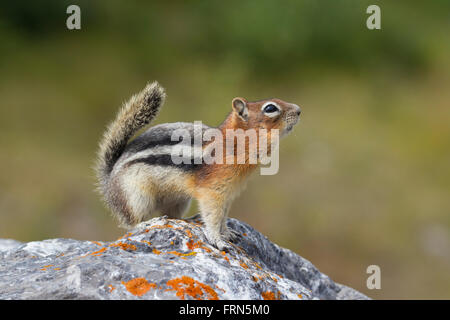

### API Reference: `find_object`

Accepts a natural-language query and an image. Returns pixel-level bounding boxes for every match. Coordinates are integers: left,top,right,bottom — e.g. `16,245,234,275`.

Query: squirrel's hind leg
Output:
118,165,158,225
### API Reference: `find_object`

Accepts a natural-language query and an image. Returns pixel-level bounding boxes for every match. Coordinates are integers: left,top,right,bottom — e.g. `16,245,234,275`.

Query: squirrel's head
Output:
231,97,301,137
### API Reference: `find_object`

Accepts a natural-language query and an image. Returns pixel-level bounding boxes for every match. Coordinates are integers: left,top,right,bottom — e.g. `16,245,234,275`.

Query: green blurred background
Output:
0,1,449,299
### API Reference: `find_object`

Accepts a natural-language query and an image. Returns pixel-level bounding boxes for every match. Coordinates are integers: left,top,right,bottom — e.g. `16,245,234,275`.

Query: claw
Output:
223,227,242,242
205,229,233,252
216,240,234,252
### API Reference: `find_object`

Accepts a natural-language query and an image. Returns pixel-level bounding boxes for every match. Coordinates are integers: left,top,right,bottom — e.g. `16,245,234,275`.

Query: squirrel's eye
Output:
263,104,279,113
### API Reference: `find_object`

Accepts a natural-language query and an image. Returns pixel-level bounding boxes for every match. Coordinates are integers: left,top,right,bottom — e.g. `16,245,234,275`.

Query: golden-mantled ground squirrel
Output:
95,81,301,250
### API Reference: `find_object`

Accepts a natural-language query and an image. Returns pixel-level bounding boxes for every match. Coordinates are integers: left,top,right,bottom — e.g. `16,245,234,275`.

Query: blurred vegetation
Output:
0,1,449,299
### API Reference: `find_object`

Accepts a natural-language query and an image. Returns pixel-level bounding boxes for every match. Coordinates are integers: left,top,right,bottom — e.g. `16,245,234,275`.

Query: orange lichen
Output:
262,291,277,300
53,267,61,271
252,274,265,282
184,229,193,238
121,278,156,296
150,224,177,230
91,241,102,246
220,251,230,263
186,239,198,250
186,239,211,253
298,294,303,299
240,262,249,269
108,285,116,293
110,242,137,251
141,240,152,246
40,265,54,271
166,276,219,300
170,241,174,245
84,247,107,257
152,248,162,255
242,233,247,237
82,240,137,258
166,251,197,257
253,262,262,270
215,285,226,293
190,222,203,228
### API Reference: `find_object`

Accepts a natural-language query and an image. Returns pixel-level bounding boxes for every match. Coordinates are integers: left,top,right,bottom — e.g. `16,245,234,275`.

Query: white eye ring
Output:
261,102,281,118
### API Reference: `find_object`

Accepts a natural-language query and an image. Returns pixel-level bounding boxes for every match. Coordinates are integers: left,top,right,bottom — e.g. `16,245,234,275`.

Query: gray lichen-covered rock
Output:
0,216,369,300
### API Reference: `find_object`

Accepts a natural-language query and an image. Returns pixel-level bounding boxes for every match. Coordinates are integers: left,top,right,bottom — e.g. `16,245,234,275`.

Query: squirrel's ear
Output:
232,97,248,121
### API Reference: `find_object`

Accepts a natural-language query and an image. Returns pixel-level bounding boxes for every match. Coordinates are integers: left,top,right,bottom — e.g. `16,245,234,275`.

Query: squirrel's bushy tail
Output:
95,81,166,187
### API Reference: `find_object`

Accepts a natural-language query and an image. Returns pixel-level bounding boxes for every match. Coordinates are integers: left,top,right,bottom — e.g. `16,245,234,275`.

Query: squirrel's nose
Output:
294,104,301,116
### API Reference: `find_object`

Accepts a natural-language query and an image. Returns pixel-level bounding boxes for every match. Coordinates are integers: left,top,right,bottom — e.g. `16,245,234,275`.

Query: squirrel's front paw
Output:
205,230,233,252
222,227,241,242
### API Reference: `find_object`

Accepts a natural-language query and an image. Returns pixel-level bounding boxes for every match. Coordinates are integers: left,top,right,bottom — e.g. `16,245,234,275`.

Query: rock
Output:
0,216,369,300
0,239,22,253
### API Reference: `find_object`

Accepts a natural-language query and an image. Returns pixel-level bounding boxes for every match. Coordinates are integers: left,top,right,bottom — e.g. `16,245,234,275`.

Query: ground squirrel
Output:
95,81,301,250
